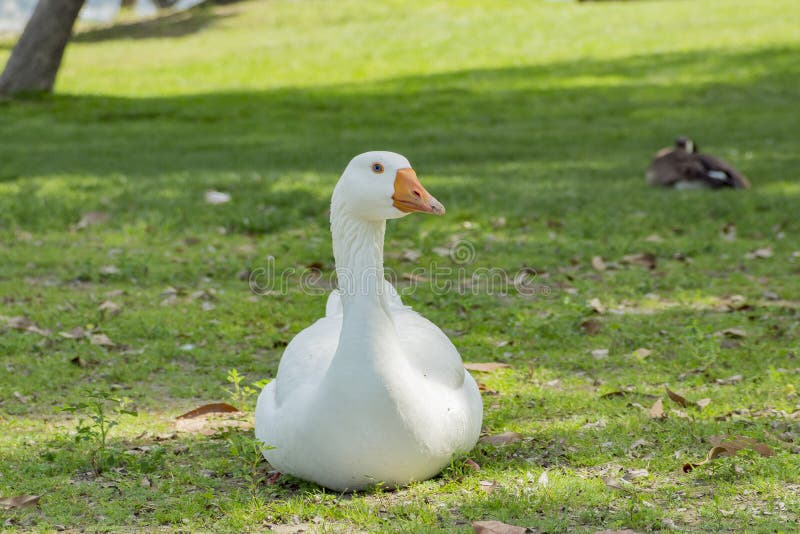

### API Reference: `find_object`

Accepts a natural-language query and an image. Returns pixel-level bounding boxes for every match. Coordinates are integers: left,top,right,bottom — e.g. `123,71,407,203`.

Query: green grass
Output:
1,0,800,531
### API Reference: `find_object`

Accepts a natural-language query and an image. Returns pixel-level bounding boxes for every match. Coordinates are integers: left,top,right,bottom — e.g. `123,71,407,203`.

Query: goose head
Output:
332,151,445,222
675,136,697,154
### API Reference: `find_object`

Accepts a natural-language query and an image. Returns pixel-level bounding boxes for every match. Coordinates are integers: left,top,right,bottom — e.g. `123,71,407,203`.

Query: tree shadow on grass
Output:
1,45,798,179
72,2,237,43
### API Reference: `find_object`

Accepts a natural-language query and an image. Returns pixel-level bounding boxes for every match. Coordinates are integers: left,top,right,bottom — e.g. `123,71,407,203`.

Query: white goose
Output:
255,151,483,491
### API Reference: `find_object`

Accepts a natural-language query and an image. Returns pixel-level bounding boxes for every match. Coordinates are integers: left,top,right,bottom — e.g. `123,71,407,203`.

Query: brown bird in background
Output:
646,137,751,190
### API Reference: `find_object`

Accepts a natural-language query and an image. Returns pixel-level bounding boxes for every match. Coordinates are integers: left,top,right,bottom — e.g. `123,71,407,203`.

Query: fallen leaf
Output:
59,327,87,340
432,246,451,257
74,211,110,231
464,458,481,471
715,374,743,385
649,398,665,419
633,348,652,360
90,333,116,348
591,348,609,360
5,316,35,331
13,391,31,403
464,362,511,372
582,419,606,430
621,252,657,270
644,234,664,243
719,223,737,242
588,298,606,314
538,470,549,487
99,265,120,275
710,435,774,457
745,247,773,259
624,468,649,480
472,520,527,534
665,386,691,407
480,431,523,446
479,480,498,493
401,249,422,262
176,402,240,419
204,190,231,204
580,318,602,335
591,256,607,272
683,436,774,472
715,328,747,339
402,272,428,283
0,495,40,509
140,476,152,489
697,398,712,409
98,300,121,316
683,446,734,472
603,477,631,490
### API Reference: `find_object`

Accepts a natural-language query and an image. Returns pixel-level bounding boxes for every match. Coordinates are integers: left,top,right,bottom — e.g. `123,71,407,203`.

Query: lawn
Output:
1,0,799,531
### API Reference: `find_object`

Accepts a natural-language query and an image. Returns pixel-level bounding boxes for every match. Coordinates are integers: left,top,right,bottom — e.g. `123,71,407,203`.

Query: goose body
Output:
646,136,750,190
255,152,483,491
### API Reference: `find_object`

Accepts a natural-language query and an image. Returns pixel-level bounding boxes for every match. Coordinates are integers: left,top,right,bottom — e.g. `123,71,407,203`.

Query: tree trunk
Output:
0,0,87,95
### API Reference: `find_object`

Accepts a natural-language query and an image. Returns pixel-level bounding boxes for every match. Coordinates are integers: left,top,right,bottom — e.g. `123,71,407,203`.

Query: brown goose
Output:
646,137,751,190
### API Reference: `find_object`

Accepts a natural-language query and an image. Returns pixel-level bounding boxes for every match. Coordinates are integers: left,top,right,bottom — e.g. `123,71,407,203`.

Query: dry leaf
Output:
98,300,121,316
90,333,116,348
6,316,33,330
401,249,422,262
591,256,607,272
633,348,652,360
99,265,120,275
580,318,602,335
683,446,734,472
697,398,712,409
205,190,231,204
480,431,523,446
74,211,110,230
709,435,774,457
472,520,527,534
0,495,40,509
683,436,774,472
538,470,549,487
624,468,649,480
649,398,665,419
715,374,743,385
621,252,657,270
464,458,481,471
176,402,240,419
745,247,773,259
478,480,498,493
588,298,606,314
644,234,664,243
59,326,87,340
665,386,691,407
591,348,609,360
719,223,736,242
464,362,511,372
13,391,31,403
715,328,747,338
402,272,428,283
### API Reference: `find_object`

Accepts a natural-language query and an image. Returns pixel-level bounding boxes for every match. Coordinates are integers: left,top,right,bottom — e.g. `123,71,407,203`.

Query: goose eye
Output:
371,163,384,174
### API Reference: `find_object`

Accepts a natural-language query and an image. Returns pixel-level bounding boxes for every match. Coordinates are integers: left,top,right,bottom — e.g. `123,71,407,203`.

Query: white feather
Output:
255,152,482,491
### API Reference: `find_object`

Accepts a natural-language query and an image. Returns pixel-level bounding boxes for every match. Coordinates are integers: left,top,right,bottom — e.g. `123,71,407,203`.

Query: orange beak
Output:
392,168,445,215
